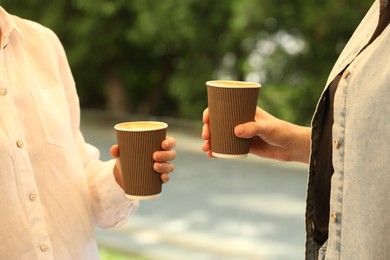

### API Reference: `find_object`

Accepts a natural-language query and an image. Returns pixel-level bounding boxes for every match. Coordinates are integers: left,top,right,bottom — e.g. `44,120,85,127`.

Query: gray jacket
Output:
306,0,390,259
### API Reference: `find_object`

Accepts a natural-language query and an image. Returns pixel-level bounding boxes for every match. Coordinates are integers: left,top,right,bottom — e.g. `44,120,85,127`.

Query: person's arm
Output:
202,107,311,164
51,30,138,228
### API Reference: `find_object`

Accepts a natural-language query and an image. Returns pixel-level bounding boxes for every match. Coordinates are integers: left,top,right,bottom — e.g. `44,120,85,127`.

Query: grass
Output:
99,247,149,260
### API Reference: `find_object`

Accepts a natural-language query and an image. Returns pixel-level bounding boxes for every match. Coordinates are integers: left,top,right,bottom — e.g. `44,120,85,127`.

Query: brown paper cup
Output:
207,80,261,158
114,121,167,200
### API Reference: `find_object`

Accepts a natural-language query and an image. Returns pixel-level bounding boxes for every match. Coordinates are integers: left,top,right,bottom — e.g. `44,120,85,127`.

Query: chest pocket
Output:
31,86,74,152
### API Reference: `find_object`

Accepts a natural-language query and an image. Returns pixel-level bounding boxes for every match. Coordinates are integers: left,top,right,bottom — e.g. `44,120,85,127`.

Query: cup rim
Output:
114,121,168,132
206,80,261,88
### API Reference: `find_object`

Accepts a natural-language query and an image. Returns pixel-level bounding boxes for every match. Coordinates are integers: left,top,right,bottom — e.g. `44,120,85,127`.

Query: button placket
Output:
327,66,350,258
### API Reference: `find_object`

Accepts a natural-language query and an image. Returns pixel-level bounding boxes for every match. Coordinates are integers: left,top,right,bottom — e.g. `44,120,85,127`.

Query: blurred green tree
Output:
249,0,373,124
2,0,372,125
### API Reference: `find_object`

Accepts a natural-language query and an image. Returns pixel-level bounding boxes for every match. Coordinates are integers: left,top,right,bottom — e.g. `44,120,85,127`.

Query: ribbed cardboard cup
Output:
114,121,167,200
207,80,261,158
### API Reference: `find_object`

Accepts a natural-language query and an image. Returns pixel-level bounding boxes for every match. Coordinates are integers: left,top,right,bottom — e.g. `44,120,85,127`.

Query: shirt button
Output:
342,70,350,79
331,213,338,223
29,193,37,201
40,243,48,252
0,88,7,95
16,140,24,148
334,139,341,149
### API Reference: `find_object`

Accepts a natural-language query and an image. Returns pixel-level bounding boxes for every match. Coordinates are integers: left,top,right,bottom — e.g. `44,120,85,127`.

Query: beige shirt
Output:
0,6,138,259
307,0,390,258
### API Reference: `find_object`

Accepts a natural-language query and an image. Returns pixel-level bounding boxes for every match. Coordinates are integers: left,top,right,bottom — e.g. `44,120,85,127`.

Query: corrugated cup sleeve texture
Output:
116,128,166,198
207,86,259,157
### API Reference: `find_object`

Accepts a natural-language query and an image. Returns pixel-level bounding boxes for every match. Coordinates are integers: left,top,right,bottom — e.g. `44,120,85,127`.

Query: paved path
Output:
80,111,308,260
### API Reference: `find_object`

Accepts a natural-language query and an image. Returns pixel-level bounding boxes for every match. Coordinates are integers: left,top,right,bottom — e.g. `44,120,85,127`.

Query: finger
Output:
202,124,210,140
202,108,209,124
202,140,211,152
202,140,215,158
234,121,264,139
161,136,176,150
160,173,170,183
202,141,216,158
110,145,119,158
154,161,175,174
153,149,177,162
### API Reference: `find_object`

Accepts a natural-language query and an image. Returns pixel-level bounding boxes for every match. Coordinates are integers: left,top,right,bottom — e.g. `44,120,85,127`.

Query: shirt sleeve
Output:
79,136,140,229
50,26,139,229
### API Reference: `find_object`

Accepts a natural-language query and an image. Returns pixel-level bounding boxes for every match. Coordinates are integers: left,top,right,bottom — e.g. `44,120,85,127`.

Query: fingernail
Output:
162,174,169,183
236,125,244,135
158,163,165,172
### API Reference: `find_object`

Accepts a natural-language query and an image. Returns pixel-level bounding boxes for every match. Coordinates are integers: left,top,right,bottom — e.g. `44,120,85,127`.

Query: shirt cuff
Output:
89,159,139,229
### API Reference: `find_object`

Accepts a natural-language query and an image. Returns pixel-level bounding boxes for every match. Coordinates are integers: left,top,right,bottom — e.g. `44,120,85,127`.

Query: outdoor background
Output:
2,1,373,259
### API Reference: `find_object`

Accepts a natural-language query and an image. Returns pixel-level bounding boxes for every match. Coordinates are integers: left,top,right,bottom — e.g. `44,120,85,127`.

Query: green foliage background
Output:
2,0,373,125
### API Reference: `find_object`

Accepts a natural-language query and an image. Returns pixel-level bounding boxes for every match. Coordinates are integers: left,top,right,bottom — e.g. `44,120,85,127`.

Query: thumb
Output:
234,122,262,139
110,145,120,158
110,145,124,187
110,144,123,174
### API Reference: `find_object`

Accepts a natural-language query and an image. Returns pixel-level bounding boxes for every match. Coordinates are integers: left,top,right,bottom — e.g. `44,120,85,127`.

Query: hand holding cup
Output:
112,121,176,200
205,80,260,158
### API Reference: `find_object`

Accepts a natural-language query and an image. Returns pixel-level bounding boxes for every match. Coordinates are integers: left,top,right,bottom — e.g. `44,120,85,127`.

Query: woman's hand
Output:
202,107,311,164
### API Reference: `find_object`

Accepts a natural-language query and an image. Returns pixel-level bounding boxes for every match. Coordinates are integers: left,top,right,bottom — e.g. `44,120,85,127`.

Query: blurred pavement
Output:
80,110,308,260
